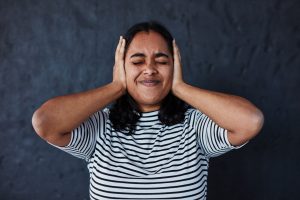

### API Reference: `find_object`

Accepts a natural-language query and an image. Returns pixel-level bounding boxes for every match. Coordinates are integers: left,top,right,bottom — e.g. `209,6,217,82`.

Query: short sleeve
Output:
187,108,247,158
48,108,109,162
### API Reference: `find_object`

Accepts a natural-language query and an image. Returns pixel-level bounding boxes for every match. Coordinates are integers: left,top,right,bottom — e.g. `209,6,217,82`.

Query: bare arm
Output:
171,40,264,146
173,83,264,146
32,83,124,146
32,36,127,147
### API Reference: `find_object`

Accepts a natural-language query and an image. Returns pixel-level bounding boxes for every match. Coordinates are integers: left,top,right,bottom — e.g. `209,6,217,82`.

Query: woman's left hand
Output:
172,40,185,94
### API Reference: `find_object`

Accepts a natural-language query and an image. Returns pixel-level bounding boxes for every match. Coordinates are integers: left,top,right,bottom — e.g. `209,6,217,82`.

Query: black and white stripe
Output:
51,108,246,199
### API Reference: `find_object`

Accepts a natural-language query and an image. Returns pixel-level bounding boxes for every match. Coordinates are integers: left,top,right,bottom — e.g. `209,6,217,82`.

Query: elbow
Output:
32,101,55,140
228,108,264,146
246,109,264,139
32,108,48,139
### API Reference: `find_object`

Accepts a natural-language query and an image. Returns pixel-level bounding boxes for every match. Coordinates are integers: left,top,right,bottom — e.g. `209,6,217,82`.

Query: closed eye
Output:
132,61,144,65
132,61,168,65
157,62,168,65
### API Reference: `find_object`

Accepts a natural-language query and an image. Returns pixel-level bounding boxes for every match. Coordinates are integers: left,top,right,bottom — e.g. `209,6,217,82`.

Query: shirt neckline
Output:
137,110,160,126
140,109,159,117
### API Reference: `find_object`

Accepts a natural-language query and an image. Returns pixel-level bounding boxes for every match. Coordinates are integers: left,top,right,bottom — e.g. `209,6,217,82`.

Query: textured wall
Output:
0,0,299,199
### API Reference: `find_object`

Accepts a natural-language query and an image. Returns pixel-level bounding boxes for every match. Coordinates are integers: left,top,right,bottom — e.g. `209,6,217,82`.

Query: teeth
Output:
141,80,159,86
144,80,158,83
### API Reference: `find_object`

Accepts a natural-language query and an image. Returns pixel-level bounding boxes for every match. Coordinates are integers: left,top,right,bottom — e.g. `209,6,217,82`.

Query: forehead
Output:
126,31,170,56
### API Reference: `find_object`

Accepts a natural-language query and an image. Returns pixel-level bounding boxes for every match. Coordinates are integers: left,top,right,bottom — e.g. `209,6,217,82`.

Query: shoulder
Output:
87,108,110,127
102,107,110,115
184,107,204,118
183,108,213,128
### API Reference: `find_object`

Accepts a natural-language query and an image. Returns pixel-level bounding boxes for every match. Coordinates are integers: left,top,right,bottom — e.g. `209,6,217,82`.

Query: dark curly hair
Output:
109,21,189,134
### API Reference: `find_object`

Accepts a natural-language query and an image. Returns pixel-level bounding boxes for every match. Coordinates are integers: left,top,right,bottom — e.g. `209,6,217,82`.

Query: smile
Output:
139,80,161,87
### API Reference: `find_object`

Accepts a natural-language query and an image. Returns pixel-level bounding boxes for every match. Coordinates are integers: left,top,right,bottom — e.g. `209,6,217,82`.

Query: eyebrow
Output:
130,52,169,59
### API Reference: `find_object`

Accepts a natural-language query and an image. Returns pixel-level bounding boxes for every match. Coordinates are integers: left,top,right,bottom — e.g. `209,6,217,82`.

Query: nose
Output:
143,62,158,75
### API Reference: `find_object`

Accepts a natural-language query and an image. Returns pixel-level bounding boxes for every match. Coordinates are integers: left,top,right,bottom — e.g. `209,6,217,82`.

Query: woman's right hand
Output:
112,36,127,94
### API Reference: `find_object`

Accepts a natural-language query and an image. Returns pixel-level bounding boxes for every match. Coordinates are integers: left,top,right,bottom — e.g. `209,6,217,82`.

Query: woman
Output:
32,21,264,199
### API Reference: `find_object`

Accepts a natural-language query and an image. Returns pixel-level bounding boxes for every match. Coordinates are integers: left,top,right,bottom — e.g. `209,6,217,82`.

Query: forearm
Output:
32,82,124,137
173,82,264,135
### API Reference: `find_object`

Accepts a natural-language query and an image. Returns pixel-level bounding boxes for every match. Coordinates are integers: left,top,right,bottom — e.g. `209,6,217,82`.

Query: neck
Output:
139,104,161,112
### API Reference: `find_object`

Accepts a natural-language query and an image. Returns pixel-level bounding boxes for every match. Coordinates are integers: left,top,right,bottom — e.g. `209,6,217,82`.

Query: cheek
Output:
124,63,132,78
125,66,139,82
162,67,173,81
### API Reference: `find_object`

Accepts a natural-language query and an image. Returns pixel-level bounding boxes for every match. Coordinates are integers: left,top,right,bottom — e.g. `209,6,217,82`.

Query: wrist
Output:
172,81,187,97
110,81,126,96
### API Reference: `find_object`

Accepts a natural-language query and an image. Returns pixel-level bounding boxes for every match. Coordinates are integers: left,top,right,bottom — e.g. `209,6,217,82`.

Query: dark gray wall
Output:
0,0,299,199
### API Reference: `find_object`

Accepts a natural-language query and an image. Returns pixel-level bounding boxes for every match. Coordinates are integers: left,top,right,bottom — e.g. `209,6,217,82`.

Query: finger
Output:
173,40,179,62
117,36,122,50
115,36,122,57
115,37,123,63
173,40,181,62
177,46,181,61
116,39,124,64
120,38,126,55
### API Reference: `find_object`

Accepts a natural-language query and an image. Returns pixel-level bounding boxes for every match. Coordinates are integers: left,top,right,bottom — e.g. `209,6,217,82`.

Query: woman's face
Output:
125,31,173,112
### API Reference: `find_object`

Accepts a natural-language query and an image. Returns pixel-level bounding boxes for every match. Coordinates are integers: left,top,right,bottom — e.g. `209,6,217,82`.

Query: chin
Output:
138,97,162,106
133,95,164,109
128,88,170,108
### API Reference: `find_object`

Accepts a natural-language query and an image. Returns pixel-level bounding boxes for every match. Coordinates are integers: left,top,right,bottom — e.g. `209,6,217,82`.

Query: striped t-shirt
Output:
52,108,246,199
